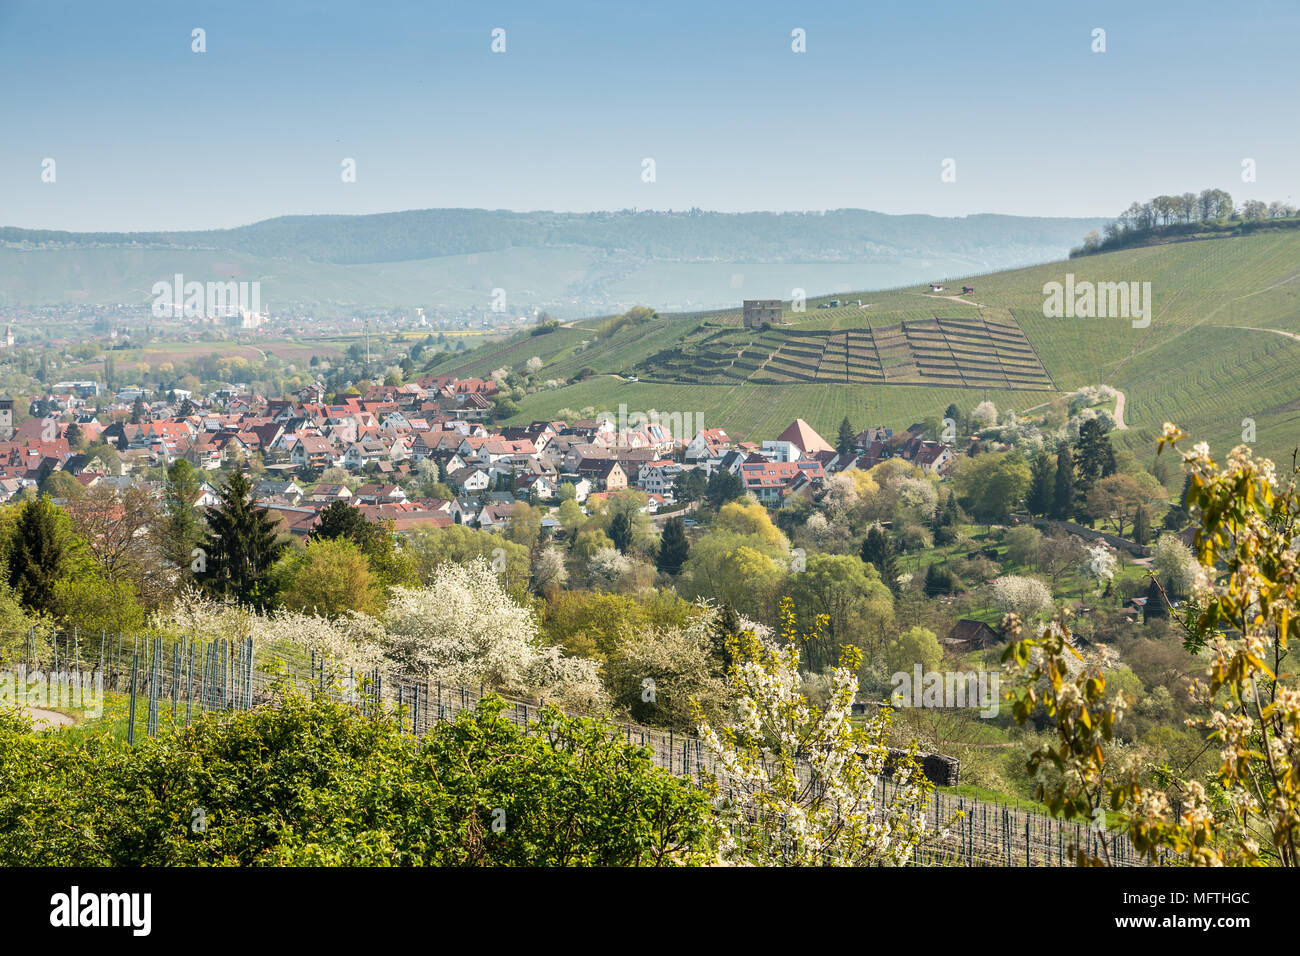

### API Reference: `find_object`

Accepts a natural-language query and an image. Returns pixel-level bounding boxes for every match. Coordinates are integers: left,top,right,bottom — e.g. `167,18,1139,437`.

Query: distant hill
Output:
435,230,1300,466
0,208,1106,314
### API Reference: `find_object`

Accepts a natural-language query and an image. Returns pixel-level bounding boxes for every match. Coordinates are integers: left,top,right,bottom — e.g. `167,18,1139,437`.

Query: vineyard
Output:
634,308,1054,391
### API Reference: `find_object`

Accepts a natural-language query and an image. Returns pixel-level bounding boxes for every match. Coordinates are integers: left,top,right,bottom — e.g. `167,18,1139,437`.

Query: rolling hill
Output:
434,230,1300,466
0,208,1104,314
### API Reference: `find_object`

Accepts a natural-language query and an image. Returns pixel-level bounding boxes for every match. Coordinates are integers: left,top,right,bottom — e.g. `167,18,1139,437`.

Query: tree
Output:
923,562,957,596
312,499,375,549
1002,425,1300,866
197,470,286,607
1133,502,1152,545
694,598,936,865
608,510,633,554
989,574,1052,620
859,525,900,594
950,451,1031,523
1075,418,1115,499
1086,473,1154,539
1027,448,1056,517
277,538,382,617
836,416,855,456
381,559,605,710
705,468,744,510
5,496,75,615
0,689,715,866
64,422,84,451
162,459,203,575
1051,444,1075,519
672,468,707,503
130,395,145,424
789,553,894,670
1141,577,1168,622
604,610,729,730
656,516,690,576
931,489,960,545
886,626,943,677
53,572,145,634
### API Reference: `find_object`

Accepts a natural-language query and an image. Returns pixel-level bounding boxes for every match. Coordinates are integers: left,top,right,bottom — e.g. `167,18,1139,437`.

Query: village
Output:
0,375,957,540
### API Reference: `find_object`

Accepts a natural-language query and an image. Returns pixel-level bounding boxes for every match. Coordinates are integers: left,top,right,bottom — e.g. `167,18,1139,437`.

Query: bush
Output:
0,690,716,866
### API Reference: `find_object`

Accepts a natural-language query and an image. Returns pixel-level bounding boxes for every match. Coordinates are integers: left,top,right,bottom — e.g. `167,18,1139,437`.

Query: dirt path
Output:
1227,325,1300,344
1112,389,1129,430
913,292,989,309
22,707,76,730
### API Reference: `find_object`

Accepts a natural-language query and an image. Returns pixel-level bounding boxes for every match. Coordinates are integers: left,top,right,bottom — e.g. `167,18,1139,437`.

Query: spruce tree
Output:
6,496,70,615
1134,503,1152,545
1163,474,1193,530
931,490,960,545
705,468,743,510
1051,444,1075,519
198,469,285,607
608,510,633,554
1142,577,1168,622
1075,419,1113,496
313,499,376,549
1026,448,1055,516
836,417,855,456
163,459,204,575
656,516,690,576
860,525,900,594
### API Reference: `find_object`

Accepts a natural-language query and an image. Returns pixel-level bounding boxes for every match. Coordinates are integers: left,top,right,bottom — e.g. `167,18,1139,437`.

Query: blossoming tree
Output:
694,598,939,865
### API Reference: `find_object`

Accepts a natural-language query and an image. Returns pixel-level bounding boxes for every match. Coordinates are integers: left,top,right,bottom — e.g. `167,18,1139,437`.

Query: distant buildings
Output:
742,299,782,329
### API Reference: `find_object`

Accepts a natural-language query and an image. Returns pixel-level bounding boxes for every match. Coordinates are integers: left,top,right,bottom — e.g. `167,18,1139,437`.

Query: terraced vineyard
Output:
635,309,1053,391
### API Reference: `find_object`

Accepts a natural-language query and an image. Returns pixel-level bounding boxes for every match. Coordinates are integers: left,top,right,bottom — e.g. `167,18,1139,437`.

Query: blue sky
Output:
1,0,1296,230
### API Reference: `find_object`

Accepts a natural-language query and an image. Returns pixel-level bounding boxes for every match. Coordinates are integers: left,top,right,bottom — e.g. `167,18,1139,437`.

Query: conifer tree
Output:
859,525,900,595
198,469,285,607
1051,444,1075,519
6,496,71,615
656,516,690,576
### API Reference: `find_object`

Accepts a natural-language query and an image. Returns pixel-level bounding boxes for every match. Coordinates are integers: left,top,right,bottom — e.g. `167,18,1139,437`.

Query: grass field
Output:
507,376,1052,440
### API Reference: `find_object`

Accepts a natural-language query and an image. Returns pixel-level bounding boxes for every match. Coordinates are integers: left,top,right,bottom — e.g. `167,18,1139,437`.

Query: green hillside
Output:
472,231,1300,465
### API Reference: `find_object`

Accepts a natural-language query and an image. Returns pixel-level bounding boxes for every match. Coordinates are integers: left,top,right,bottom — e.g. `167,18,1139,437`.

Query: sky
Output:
1,0,1297,231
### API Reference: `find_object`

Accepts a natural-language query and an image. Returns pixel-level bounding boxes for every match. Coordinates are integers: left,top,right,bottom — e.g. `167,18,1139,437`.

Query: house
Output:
684,427,731,463
449,466,492,493
774,419,836,458
556,474,592,503
308,483,352,503
354,482,408,505
929,283,945,293
516,473,557,500
638,460,682,497
943,620,1001,650
740,457,826,505
290,435,340,471
253,479,305,504
743,299,782,329
577,459,628,492
342,439,390,471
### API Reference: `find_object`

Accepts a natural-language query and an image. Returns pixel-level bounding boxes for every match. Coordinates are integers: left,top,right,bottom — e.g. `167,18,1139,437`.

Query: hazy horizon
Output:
3,0,1295,232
